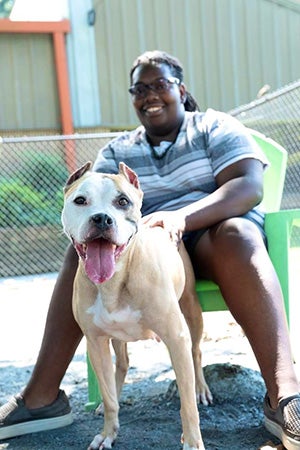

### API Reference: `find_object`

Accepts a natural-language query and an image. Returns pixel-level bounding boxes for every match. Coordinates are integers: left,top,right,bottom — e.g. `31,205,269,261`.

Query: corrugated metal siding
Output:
93,0,300,127
0,33,60,131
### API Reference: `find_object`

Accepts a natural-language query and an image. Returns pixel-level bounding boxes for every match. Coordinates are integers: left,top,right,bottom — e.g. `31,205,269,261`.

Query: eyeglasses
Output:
128,77,180,99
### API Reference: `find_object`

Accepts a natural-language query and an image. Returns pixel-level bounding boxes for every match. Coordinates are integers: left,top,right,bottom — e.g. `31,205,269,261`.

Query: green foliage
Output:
19,150,69,201
0,151,68,228
0,178,63,228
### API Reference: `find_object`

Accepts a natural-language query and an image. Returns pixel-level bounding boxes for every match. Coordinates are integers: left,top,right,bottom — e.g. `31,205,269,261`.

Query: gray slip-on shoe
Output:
264,393,300,450
0,389,73,440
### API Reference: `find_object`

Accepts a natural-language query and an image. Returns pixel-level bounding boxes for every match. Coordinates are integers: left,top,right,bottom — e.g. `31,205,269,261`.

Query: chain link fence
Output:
1,79,300,278
229,79,300,209
0,133,121,277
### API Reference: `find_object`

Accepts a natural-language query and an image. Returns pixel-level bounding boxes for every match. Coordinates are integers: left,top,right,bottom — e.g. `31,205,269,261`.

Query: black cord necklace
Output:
149,140,175,160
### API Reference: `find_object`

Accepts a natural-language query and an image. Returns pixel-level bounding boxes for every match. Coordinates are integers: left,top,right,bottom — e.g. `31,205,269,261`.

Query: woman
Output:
1,50,299,449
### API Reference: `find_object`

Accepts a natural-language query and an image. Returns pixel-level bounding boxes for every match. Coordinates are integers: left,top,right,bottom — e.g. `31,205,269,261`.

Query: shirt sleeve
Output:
92,140,119,174
203,109,269,176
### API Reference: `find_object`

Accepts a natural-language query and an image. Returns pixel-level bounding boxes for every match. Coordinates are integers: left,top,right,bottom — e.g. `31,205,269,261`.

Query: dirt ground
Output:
0,357,283,450
0,274,295,450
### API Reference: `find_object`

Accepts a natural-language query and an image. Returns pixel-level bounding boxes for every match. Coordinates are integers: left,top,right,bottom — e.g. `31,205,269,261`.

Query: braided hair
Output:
130,50,200,112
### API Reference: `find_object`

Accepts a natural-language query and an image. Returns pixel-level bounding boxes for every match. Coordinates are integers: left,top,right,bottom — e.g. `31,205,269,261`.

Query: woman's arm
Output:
181,157,264,232
142,158,264,238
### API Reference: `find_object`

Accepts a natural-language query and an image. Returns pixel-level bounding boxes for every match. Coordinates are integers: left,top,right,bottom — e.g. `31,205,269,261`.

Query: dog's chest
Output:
86,292,146,341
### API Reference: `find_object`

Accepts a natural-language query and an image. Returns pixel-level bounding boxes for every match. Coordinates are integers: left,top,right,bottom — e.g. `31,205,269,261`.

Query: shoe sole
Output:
0,412,73,440
265,416,300,450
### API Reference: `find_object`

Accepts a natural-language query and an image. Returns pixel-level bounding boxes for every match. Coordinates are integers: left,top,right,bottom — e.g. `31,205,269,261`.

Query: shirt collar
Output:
135,111,191,146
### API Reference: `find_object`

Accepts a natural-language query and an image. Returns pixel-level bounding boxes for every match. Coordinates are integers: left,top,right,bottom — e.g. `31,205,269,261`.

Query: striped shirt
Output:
93,109,268,227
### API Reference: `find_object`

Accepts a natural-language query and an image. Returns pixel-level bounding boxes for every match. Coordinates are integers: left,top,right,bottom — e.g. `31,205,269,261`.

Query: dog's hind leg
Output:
95,340,128,416
111,340,129,400
179,243,213,406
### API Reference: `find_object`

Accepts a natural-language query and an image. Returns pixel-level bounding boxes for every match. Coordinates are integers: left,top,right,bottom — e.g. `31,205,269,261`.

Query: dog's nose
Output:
91,213,114,229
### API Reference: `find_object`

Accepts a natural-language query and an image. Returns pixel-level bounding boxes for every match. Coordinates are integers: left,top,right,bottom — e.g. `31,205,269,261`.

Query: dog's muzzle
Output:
90,213,114,231
71,212,136,285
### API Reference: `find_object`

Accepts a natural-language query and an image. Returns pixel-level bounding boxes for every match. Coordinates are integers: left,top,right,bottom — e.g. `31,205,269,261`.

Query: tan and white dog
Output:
61,162,211,450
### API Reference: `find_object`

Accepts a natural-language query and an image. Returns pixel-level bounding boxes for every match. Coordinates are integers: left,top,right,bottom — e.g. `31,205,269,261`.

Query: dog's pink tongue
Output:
85,239,115,284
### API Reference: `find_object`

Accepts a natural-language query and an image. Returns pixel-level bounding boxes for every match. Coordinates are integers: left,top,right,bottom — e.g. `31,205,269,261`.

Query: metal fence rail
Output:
1,79,300,277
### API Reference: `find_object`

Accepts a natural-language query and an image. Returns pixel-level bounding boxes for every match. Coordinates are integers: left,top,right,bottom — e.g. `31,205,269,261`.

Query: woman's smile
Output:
143,105,164,115
142,103,166,119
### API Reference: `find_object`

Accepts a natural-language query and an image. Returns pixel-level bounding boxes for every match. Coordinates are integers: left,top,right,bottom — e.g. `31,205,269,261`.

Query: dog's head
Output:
61,162,143,284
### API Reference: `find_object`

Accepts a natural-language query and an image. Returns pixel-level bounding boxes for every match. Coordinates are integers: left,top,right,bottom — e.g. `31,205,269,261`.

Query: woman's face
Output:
130,63,186,140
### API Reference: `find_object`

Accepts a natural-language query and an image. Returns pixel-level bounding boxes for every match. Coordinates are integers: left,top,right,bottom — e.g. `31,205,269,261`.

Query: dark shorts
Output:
183,215,267,260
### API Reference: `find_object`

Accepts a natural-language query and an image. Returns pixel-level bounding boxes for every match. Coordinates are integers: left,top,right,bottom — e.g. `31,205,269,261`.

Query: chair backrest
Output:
249,129,288,213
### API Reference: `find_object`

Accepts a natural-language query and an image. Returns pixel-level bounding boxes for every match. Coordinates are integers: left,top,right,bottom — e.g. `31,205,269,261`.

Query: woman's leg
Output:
23,244,83,408
193,218,299,409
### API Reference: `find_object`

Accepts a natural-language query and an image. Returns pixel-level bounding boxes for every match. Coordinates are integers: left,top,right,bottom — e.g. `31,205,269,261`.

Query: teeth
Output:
146,106,161,113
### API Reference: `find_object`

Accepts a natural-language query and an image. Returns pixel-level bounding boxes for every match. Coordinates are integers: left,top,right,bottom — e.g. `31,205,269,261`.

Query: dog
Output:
61,161,211,450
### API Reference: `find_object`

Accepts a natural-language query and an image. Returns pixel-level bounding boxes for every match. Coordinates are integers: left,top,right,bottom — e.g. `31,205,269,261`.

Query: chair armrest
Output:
264,208,300,323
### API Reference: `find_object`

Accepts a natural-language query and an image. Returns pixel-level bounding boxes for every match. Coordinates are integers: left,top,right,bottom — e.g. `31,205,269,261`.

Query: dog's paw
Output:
95,402,104,415
181,433,206,449
166,379,213,406
183,444,205,450
88,433,114,450
196,384,213,406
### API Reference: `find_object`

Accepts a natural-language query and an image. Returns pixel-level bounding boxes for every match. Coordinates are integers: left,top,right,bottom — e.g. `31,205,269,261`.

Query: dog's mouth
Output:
73,238,127,284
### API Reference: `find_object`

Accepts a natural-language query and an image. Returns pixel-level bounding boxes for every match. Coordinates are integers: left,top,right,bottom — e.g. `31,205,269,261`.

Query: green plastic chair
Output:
197,130,282,309
85,129,300,410
196,129,300,322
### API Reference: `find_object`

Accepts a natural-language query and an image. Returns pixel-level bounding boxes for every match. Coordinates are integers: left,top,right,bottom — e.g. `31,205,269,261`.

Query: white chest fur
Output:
87,292,143,341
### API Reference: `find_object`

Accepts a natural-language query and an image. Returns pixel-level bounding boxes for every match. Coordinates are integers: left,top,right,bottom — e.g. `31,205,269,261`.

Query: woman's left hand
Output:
142,211,186,246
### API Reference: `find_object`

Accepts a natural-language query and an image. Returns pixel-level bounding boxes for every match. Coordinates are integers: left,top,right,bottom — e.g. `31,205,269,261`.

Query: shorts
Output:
182,214,267,260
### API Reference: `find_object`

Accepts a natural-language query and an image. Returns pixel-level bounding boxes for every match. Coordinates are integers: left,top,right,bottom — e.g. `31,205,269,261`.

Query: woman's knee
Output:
193,218,265,279
210,218,264,252
212,219,269,281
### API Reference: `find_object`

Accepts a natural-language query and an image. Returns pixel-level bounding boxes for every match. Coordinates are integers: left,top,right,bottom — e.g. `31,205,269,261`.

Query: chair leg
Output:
85,352,102,411
265,212,291,325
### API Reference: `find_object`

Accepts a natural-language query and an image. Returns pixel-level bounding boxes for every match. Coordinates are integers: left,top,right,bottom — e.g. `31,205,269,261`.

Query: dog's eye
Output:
74,196,87,205
118,196,129,207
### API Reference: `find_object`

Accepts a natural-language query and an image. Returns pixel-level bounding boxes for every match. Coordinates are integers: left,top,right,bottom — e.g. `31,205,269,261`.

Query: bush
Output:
0,151,68,229
19,150,69,201
0,177,64,228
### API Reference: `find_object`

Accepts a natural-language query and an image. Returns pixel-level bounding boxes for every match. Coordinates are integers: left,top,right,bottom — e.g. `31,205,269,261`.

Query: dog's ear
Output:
65,161,92,189
119,162,140,189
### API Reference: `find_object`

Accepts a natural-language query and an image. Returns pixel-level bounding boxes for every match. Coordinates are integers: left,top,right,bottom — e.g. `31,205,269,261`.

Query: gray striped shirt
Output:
93,109,268,226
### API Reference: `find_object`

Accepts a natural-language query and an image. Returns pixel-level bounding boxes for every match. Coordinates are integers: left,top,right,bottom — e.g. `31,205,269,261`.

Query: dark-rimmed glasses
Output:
128,77,180,99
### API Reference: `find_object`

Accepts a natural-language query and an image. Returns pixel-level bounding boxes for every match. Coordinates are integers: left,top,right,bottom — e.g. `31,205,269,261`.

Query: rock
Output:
203,363,265,404
165,363,265,404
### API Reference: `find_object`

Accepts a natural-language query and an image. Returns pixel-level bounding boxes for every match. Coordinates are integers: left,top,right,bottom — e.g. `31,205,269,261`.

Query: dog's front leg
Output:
111,339,129,400
87,337,120,450
159,312,205,450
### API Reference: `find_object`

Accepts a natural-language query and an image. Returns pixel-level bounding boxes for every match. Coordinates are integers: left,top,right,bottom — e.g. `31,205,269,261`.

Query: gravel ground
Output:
0,273,298,450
